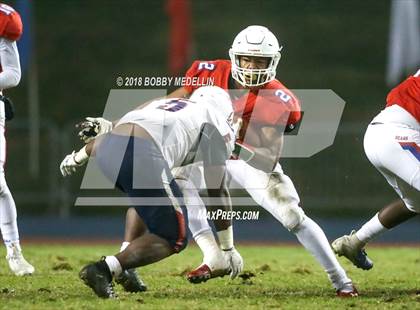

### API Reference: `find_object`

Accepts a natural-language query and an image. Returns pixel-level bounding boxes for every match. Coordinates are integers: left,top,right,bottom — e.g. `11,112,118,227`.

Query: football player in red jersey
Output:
0,3,34,276
332,69,419,270
78,25,357,296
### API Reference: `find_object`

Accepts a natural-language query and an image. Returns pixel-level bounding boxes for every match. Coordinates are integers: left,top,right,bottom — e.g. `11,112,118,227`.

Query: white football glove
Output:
76,117,113,143
60,148,89,177
222,247,243,279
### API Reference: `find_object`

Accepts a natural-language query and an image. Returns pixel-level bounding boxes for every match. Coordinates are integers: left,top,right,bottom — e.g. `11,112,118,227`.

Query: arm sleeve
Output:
197,123,228,166
0,37,21,90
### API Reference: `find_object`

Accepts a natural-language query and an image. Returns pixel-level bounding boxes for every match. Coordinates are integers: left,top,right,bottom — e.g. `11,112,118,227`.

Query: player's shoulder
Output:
389,70,420,95
260,79,299,104
188,59,231,71
264,79,293,92
0,3,22,41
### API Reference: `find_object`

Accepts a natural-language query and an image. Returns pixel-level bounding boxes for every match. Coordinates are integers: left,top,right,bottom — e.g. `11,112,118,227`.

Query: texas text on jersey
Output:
184,59,302,142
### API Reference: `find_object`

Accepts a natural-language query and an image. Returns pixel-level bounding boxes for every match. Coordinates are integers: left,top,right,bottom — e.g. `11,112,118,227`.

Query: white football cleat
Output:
332,230,373,270
6,244,35,276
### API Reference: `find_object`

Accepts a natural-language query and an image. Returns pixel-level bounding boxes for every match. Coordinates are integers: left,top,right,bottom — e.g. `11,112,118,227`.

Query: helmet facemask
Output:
229,52,281,87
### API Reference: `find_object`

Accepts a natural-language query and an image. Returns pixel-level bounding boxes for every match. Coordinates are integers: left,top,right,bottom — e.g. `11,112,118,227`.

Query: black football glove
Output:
1,95,15,121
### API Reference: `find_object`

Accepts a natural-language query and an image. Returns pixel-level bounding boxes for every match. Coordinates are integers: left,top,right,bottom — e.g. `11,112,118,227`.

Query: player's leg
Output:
227,160,357,296
176,179,229,282
0,112,34,276
80,134,188,298
87,133,152,294
123,207,147,244
80,232,175,299
80,182,188,298
332,124,419,269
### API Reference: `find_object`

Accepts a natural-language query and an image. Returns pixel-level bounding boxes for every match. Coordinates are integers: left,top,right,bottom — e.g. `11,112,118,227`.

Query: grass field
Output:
0,243,419,309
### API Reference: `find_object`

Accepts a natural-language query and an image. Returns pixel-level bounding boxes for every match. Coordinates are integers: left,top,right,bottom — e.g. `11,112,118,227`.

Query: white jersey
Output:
117,98,235,168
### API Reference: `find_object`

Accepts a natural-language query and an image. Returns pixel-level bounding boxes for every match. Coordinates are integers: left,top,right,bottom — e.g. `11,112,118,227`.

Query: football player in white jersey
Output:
0,4,34,276
60,86,238,298
332,69,420,270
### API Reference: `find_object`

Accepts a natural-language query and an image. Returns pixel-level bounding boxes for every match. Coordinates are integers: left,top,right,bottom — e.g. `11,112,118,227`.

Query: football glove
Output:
222,247,243,280
60,147,89,177
1,95,15,121
76,117,113,143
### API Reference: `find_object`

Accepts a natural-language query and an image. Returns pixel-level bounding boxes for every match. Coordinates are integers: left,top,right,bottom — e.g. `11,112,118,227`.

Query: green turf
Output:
0,244,419,309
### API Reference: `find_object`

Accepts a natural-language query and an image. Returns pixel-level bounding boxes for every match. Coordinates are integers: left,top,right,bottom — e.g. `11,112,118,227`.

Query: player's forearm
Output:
207,186,232,232
246,147,279,172
85,133,107,157
249,133,284,172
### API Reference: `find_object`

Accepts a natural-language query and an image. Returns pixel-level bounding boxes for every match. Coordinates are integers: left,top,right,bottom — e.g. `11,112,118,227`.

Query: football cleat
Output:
186,263,230,284
336,283,359,297
79,260,117,299
332,230,373,270
6,244,35,276
115,268,147,293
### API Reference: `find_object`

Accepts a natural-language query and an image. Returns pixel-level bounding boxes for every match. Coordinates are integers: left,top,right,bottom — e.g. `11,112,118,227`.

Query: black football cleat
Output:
79,260,117,299
115,268,147,293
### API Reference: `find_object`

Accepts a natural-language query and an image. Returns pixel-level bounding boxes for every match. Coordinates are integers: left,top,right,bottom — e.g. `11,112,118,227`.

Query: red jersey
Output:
386,71,420,122
184,59,301,128
0,3,22,41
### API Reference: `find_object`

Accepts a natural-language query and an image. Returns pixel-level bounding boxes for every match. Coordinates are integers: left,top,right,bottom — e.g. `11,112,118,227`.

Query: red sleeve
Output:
0,4,23,41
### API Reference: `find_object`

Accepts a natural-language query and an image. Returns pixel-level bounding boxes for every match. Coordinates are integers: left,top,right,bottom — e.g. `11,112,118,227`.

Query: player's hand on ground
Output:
222,247,243,279
60,150,88,177
76,117,113,143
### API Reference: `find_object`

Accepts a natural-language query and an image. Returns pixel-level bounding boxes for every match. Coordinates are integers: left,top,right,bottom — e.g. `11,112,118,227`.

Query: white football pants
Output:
0,99,19,243
364,119,419,213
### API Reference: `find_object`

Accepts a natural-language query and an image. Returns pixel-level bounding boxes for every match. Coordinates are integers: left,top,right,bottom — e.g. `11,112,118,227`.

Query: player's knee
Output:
0,175,8,196
279,204,305,231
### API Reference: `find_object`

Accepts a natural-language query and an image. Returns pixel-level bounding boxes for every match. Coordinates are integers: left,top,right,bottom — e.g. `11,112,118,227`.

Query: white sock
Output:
105,255,122,277
194,230,222,267
355,213,387,244
120,241,130,252
4,240,21,256
294,217,351,290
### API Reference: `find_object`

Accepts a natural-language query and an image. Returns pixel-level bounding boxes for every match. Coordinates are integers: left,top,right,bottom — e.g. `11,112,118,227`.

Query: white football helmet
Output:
190,86,234,126
229,25,282,87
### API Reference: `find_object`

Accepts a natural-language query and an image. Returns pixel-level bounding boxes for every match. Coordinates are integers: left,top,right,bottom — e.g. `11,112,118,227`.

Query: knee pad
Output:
277,204,306,231
264,171,303,230
0,173,7,196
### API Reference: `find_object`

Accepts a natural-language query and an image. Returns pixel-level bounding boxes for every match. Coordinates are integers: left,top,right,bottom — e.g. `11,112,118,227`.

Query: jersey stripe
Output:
399,142,420,161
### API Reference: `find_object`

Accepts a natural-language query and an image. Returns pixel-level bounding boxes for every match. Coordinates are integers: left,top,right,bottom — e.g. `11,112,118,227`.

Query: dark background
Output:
3,1,419,240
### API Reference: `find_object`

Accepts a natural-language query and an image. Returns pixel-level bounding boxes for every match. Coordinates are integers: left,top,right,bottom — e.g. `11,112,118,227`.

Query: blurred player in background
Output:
79,25,357,296
61,86,237,298
332,69,419,270
0,3,34,276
